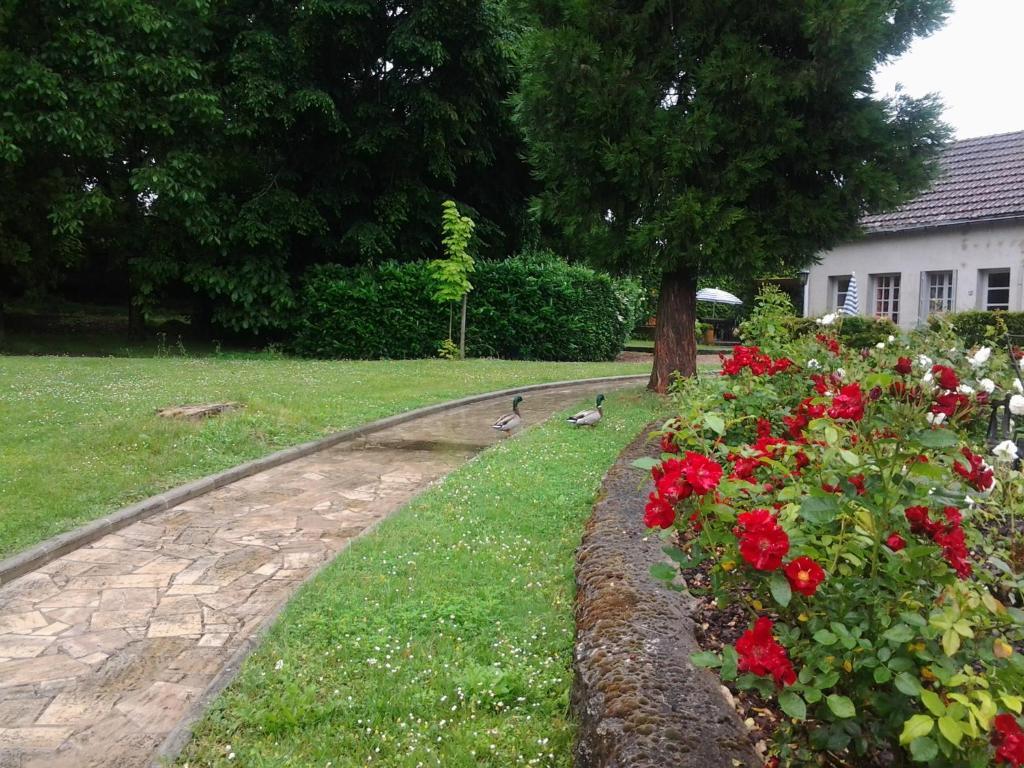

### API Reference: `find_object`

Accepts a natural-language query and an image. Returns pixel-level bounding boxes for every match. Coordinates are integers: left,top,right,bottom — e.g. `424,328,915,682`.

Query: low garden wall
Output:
572,427,761,767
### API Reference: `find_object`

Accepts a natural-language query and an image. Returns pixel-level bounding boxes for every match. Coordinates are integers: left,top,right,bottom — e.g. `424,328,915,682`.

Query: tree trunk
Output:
647,269,698,393
459,294,468,359
128,299,145,339
0,300,5,345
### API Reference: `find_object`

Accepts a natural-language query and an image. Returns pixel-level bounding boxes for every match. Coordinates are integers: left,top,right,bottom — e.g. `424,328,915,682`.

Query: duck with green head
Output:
567,394,604,427
492,395,523,436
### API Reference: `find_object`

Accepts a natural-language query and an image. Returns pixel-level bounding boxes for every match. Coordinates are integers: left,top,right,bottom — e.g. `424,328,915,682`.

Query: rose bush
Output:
643,323,1024,766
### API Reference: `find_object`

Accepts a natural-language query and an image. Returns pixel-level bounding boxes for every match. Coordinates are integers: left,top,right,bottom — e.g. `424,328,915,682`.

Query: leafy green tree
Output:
0,0,218,333
139,0,530,332
515,0,951,391
430,200,476,358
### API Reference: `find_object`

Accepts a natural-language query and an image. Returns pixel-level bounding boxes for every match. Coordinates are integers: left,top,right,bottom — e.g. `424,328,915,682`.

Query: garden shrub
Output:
291,254,643,361
646,328,1024,766
932,311,1024,348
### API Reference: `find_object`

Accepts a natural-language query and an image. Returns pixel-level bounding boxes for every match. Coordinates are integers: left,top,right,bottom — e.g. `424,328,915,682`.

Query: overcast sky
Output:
872,0,1024,139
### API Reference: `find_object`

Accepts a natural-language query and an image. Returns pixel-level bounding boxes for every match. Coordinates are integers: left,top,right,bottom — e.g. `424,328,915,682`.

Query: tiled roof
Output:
861,130,1024,234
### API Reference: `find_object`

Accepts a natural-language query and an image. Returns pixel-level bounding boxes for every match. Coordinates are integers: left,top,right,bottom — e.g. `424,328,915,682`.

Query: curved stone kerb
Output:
572,427,760,768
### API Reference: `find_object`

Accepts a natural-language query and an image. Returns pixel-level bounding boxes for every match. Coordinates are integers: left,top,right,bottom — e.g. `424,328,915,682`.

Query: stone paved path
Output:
0,381,638,768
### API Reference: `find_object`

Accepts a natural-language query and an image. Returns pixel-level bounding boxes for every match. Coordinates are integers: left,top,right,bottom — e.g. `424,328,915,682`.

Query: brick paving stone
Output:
0,381,637,766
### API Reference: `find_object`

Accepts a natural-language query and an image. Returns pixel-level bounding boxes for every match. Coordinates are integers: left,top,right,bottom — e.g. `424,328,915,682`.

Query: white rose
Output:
816,313,838,326
888,335,896,343
835,368,846,379
969,346,992,367
918,355,933,369
926,412,946,426
1010,394,1024,416
993,439,1019,463
806,358,821,370
978,378,996,394
958,384,975,395
922,371,934,385
1015,379,1023,394
876,342,885,350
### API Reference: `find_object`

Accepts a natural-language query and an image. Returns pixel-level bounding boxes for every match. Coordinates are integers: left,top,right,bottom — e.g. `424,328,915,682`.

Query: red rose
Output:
643,492,676,529
681,452,723,495
930,364,960,391
894,357,913,375
828,383,865,421
784,556,825,596
738,525,790,571
993,714,1024,766
723,392,736,400
660,433,680,454
954,447,995,492
733,508,779,536
886,533,906,551
735,617,797,687
848,474,866,496
904,506,938,536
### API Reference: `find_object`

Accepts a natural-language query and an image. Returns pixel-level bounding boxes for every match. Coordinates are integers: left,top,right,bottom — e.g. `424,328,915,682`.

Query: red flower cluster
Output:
931,391,971,420
993,714,1024,766
827,383,865,422
643,453,723,529
735,617,796,686
784,556,825,596
903,505,972,578
930,364,960,391
720,346,795,377
660,433,680,454
815,333,841,356
894,357,913,375
734,509,790,570
783,398,825,439
954,447,995,492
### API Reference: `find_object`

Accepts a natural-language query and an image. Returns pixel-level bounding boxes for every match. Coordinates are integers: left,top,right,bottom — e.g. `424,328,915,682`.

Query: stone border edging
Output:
0,374,646,588
571,426,760,767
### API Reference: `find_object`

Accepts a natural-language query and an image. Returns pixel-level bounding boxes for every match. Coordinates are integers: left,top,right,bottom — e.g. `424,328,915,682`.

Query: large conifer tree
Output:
516,0,951,391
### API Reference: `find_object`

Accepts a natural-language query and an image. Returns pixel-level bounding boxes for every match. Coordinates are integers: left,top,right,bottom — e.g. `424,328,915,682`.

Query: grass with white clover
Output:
176,389,664,768
0,356,648,559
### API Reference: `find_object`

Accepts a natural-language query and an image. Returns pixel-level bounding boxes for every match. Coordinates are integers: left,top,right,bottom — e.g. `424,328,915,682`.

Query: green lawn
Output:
0,355,647,560
178,389,663,767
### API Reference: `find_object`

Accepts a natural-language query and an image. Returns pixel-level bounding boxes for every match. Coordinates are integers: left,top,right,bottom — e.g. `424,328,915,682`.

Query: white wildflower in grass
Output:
1010,394,1024,416
876,342,885,350
969,347,992,367
274,659,284,671
806,358,821,370
918,354,933,369
978,378,996,394
816,313,838,326
993,440,1019,463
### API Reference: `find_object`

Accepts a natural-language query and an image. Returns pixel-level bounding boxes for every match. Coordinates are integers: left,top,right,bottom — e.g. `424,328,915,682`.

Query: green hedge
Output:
928,310,1024,347
787,315,897,349
290,255,643,361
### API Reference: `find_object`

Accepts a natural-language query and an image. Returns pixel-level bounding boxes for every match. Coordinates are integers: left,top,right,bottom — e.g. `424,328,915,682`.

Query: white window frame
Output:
981,269,1011,311
829,275,851,312
871,273,901,324
920,270,956,318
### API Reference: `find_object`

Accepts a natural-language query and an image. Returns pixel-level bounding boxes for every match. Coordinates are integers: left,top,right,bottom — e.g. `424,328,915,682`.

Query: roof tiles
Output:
861,130,1024,234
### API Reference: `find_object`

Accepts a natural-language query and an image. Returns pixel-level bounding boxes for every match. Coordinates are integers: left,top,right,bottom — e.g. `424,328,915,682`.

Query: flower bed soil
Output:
571,426,762,767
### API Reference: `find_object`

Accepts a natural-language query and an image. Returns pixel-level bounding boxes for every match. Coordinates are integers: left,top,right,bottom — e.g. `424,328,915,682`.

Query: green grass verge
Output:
0,356,647,560
178,388,663,767
624,339,730,354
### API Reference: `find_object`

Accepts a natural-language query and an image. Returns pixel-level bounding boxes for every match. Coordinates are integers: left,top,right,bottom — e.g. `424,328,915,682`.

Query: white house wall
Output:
805,221,1024,330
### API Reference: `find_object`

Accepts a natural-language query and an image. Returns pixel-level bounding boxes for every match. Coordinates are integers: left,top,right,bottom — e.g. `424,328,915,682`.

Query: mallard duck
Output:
492,395,523,435
567,394,604,427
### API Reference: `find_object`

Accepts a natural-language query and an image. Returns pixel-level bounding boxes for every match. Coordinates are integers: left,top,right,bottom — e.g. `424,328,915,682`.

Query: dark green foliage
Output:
515,0,952,380
929,311,1024,347
291,255,642,360
786,316,898,350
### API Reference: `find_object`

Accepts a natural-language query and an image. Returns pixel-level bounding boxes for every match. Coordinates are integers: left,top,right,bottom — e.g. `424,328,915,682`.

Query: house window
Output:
872,273,900,324
830,275,851,311
982,269,1011,311
924,271,954,315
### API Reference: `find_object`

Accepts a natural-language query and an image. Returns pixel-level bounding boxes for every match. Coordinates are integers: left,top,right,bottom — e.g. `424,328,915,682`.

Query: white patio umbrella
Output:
841,272,859,316
696,288,743,305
